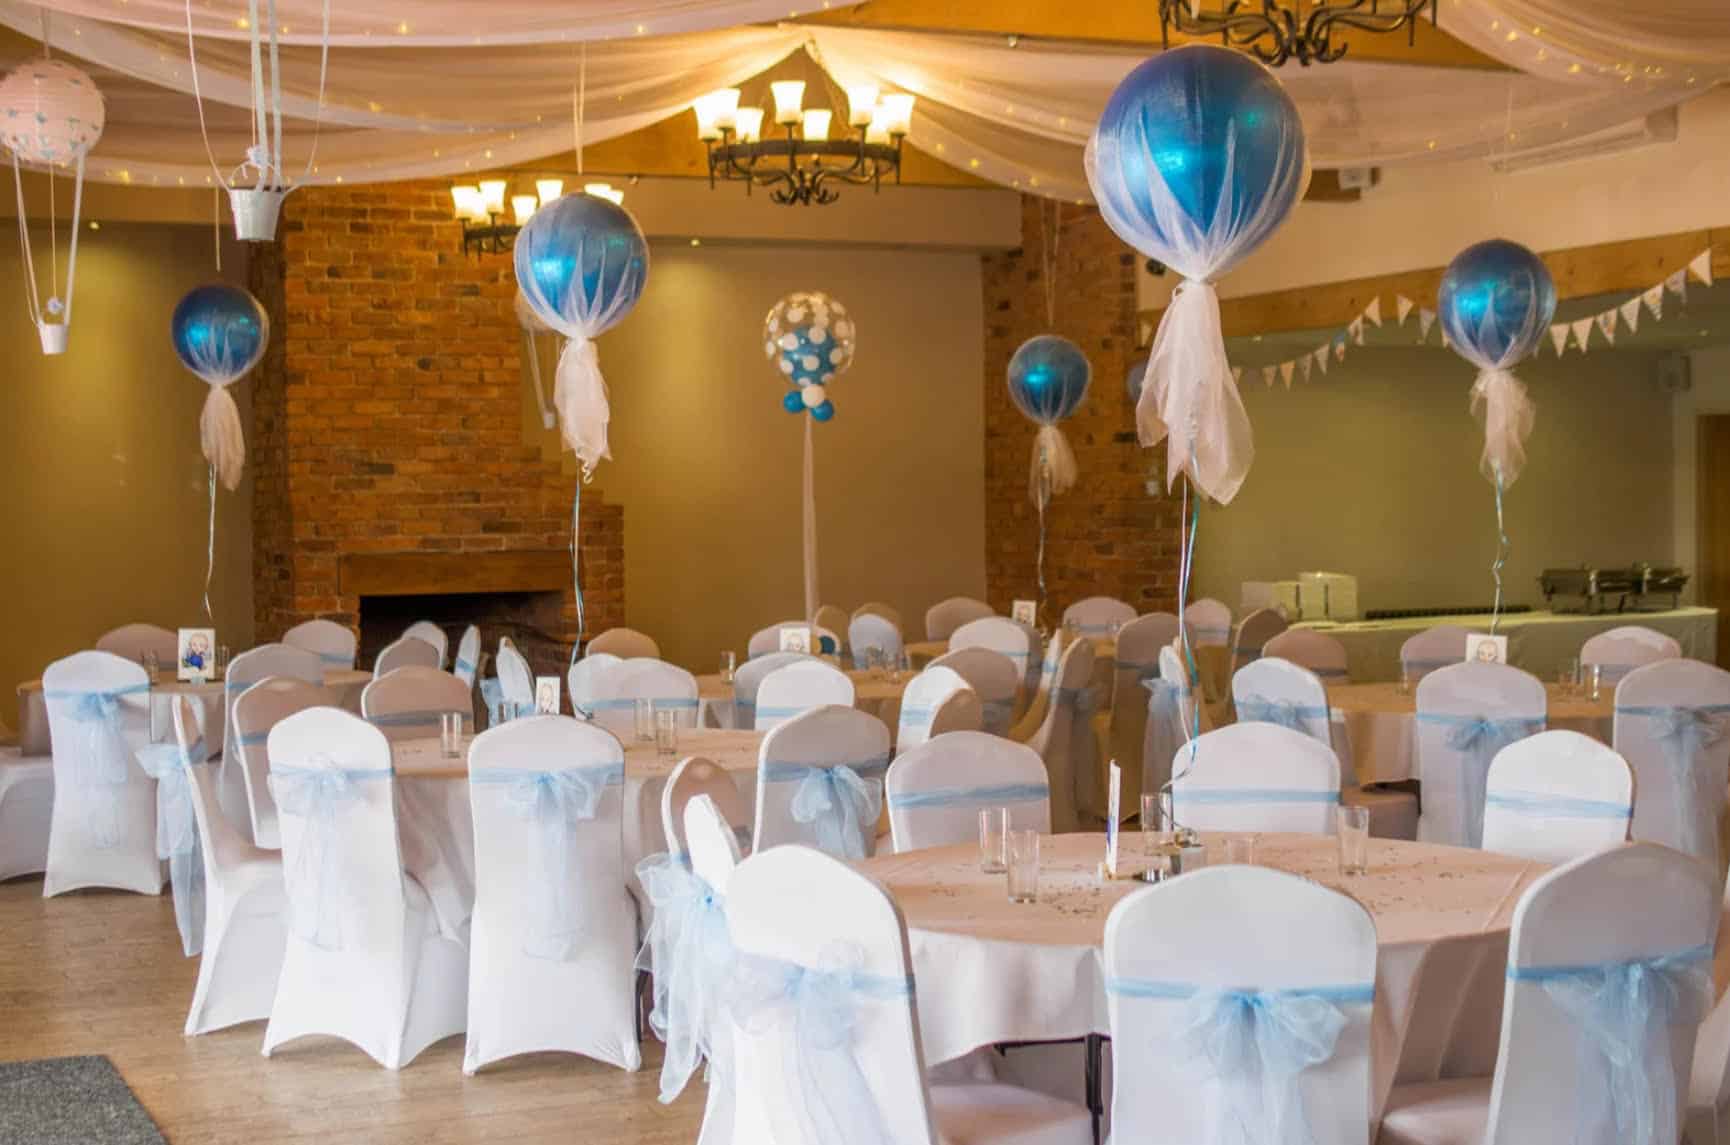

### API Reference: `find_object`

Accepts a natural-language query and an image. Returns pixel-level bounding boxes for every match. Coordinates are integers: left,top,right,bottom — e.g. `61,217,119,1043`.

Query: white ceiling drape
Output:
0,0,1721,194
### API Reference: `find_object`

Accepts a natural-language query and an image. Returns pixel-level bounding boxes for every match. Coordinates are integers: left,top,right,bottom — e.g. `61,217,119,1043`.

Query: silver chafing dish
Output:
1538,564,1689,614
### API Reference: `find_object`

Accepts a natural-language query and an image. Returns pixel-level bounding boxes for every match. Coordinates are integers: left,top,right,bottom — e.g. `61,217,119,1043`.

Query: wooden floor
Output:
0,875,706,1144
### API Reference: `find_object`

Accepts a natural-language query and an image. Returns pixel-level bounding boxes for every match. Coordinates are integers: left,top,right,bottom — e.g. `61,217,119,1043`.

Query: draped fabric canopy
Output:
0,0,1722,194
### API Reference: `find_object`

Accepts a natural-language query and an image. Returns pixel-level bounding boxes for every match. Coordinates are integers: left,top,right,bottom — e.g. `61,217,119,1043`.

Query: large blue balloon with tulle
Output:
170,284,268,383
1009,335,1090,426
514,193,648,338
1089,44,1306,277
1438,239,1556,369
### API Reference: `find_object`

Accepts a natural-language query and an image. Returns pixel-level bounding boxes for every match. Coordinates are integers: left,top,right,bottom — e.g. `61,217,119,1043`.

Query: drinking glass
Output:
1006,829,1040,904
978,808,1007,874
439,712,463,759
215,645,231,675
1396,665,1414,696
654,707,679,757
892,650,911,682
865,647,885,676
142,650,160,677
1141,791,1173,854
1588,664,1604,702
719,650,737,684
633,698,655,742
1557,657,1580,698
1337,806,1370,875
1224,835,1257,866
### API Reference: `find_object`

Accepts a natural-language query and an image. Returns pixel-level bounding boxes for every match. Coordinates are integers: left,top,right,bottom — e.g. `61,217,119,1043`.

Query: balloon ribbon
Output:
1490,469,1509,636
569,479,587,664
203,464,217,625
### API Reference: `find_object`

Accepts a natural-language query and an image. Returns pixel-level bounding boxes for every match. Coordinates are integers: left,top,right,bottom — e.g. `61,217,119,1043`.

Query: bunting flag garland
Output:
1395,294,1415,325
1689,250,1714,287
1619,297,1641,335
1232,366,1243,384
1549,324,1569,356
1299,355,1313,382
1364,297,1383,327
1314,346,1329,375
1570,317,1594,353
1348,316,1365,345
1262,365,1277,388
1665,269,1688,300
1418,308,1437,341
1644,284,1664,321
1279,360,1295,388
1595,311,1617,345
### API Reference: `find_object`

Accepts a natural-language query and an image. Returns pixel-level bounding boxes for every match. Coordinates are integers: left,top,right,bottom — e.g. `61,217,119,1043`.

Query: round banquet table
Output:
1327,681,1614,785
695,669,907,730
14,668,372,758
857,831,1545,1127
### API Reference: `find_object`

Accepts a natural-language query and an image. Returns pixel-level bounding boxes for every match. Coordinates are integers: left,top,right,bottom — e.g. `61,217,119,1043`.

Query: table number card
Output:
1465,633,1508,665
1104,762,1122,877
534,676,561,715
1011,599,1038,628
778,626,814,654
177,627,215,682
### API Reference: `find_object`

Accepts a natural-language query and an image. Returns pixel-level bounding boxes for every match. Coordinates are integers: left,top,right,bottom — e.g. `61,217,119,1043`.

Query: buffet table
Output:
1295,606,1717,683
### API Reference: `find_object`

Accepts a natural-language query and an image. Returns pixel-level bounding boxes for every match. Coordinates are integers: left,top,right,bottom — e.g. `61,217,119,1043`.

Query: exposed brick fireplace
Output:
246,182,625,676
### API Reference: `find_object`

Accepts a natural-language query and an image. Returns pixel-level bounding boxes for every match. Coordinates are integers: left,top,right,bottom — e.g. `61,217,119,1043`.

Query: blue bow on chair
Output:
270,762,392,950
634,853,735,1103
1619,704,1730,864
136,736,209,957
766,756,888,860
1236,694,1323,734
45,683,152,848
1416,713,1541,847
1510,944,1712,1145
472,763,621,960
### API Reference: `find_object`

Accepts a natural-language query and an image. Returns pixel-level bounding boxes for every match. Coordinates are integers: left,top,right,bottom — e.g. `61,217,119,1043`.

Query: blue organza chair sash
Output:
319,650,354,666
728,947,913,1145
479,677,506,724
1311,666,1348,680
1236,694,1328,735
1508,943,1712,1145
1107,976,1374,1145
1402,657,1459,674
269,763,394,950
472,762,624,960
366,708,456,732
452,654,476,676
888,782,1049,811
136,736,210,957
980,698,1016,736
1176,788,1340,807
1616,703,1730,863
1058,685,1101,716
1117,657,1160,679
763,754,890,860
1189,624,1231,644
898,705,935,731
587,696,699,712
1415,712,1543,847
1484,790,1631,822
634,852,735,1104
44,682,152,848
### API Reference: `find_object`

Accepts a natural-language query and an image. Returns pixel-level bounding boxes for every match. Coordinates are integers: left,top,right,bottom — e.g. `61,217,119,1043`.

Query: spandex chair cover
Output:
1182,598,1233,647
373,635,442,679
362,667,473,743
731,652,808,729
747,621,842,659
1062,596,1136,636
662,756,752,859
1111,613,1180,811
1479,730,1632,864
282,619,358,670
567,652,623,720
1024,637,1098,833
1170,723,1341,835
753,704,889,859
753,660,855,732
1400,625,1470,684
262,708,469,1069
1140,644,1204,812
1262,629,1350,681
887,731,1051,852
577,657,700,736
1415,662,1547,848
1613,658,1730,875
229,676,326,848
95,623,179,665
586,626,660,660
1232,607,1290,672
1010,629,1072,744
463,715,640,1074
0,745,52,880
1582,625,1683,687
849,613,905,670
895,666,971,755
219,643,323,827
930,648,1020,738
925,596,996,642
451,625,482,687
951,617,1042,717
494,643,537,719
852,601,904,632
402,621,450,669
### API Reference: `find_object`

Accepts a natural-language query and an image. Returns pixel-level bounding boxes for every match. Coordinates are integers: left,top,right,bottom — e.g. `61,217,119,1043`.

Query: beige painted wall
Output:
567,242,987,670
1192,348,1675,614
0,222,253,708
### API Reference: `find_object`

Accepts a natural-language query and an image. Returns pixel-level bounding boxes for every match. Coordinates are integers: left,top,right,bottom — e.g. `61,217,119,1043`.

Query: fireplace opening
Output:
359,590,568,678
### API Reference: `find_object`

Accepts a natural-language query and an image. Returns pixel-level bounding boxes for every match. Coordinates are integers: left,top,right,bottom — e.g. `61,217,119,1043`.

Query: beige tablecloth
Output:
1327,681,1613,784
858,832,1544,1128
696,669,907,731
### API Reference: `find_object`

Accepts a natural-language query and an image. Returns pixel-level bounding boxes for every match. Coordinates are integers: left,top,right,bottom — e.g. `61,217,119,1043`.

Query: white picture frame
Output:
1011,599,1038,628
778,626,813,655
534,675,561,715
1465,633,1509,665
177,627,216,682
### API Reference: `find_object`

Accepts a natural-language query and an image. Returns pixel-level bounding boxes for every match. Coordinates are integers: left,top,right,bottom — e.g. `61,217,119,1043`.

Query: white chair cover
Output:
463,715,639,1074
451,624,482,687
925,596,995,642
580,657,701,736
1232,656,1360,790
586,626,660,660
748,620,842,659
816,605,852,652
1140,644,1205,813
1690,929,1730,1145
1262,629,1350,681
95,623,179,666
169,695,288,1036
402,620,450,668
0,745,52,881
1380,844,1717,1145
1231,607,1290,671
926,688,982,743
849,613,905,670
1399,624,1470,683
852,601,904,632
41,650,160,897
1479,730,1632,864
754,660,855,732
753,704,889,859
1583,625,1683,686
1024,636,1098,834
723,845,1091,1145
1063,596,1136,636
567,651,623,719
951,616,1042,714
887,731,1051,852
229,676,326,848
283,619,358,670
494,643,536,718
373,635,441,679
1104,866,1377,1145
1010,628,1072,744
1613,658,1730,874
1414,662,1546,848
731,651,809,729
1182,598,1233,647
662,756,752,860
930,647,1021,737
219,643,324,827
262,707,468,1069
1170,723,1341,835
1110,614,1180,804
362,667,473,743
895,665,970,755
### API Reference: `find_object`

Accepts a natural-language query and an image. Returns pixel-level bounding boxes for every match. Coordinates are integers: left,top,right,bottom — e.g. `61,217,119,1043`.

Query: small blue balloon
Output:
811,400,835,423
1008,335,1090,426
513,193,649,338
170,284,268,384
1126,354,1149,405
1089,44,1306,276
782,389,805,414
1438,239,1556,369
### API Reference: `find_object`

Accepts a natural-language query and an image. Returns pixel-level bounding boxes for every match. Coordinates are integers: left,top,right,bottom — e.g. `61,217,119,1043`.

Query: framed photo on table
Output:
177,628,216,681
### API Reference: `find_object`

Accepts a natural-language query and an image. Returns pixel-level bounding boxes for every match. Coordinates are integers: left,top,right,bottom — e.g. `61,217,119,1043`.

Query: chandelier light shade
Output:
535,178,564,206
448,179,625,255
696,82,914,206
1158,0,1439,66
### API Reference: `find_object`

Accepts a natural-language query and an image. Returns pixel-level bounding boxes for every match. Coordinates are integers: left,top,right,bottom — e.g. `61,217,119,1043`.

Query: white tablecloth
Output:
696,670,907,731
1328,681,1614,784
1295,606,1717,683
857,832,1544,1128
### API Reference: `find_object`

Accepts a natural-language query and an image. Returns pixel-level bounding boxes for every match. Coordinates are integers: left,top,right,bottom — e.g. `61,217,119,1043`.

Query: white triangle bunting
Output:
1280,360,1295,388
1299,355,1313,383
1618,297,1641,334
1261,365,1277,388
1364,297,1383,327
1232,365,1243,384
1595,310,1617,345
1395,295,1415,325
1549,323,1569,356
1418,308,1436,341
1689,249,1714,287
1348,317,1365,346
1644,284,1664,321
1570,317,1594,353
1314,346,1329,376
1665,269,1687,301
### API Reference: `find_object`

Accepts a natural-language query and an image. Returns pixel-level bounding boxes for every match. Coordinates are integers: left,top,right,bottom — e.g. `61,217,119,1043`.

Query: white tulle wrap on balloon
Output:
1141,280,1254,505
1469,368,1536,487
200,385,247,491
1031,424,1078,506
554,336,612,478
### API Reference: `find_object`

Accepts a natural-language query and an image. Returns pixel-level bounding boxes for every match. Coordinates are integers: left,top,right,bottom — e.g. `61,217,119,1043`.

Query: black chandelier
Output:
694,83,913,206
1157,0,1439,67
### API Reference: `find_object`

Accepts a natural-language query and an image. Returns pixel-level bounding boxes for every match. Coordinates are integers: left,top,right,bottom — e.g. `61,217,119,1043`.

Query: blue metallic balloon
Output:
1008,335,1090,426
811,400,835,423
1126,354,1149,405
782,389,805,414
764,291,856,418
1089,44,1306,276
513,193,648,338
170,284,268,384
1438,239,1556,369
